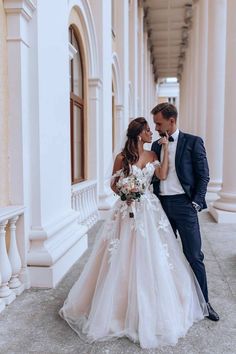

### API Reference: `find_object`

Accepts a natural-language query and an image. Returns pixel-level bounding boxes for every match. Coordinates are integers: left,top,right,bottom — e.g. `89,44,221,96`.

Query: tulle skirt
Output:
59,192,208,349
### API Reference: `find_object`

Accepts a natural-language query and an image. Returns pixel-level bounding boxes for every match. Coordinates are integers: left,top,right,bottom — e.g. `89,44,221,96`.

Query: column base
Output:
27,210,88,287
206,181,222,202
209,203,236,223
12,283,25,296
28,233,88,288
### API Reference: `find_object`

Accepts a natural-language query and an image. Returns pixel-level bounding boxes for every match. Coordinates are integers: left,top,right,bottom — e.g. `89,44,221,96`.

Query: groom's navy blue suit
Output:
151,131,210,302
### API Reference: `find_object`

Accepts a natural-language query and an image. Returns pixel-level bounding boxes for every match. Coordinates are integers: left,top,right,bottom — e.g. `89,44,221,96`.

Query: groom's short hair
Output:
151,103,178,121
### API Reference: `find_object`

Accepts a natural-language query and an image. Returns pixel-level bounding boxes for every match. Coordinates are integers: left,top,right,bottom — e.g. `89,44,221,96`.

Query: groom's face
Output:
153,112,173,136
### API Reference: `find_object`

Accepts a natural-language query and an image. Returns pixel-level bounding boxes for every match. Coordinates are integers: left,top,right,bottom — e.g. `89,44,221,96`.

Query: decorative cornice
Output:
4,0,36,21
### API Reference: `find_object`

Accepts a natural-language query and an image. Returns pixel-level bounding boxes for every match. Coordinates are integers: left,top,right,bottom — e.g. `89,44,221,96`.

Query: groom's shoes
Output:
206,302,219,321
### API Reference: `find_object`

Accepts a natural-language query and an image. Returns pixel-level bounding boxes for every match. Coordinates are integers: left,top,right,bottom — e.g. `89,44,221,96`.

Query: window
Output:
112,82,116,152
69,26,85,184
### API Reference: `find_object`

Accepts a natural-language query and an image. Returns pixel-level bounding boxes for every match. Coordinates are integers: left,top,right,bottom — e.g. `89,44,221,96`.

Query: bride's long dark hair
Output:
122,117,148,176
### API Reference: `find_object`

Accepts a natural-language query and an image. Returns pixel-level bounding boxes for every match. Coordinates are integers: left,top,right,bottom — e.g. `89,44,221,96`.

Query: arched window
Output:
69,26,85,184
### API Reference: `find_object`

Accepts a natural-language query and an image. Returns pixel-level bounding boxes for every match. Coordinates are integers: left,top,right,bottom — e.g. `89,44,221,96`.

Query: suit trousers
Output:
159,193,209,303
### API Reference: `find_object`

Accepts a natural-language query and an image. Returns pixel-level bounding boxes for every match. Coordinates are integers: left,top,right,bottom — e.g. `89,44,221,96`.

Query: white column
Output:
138,5,144,115
205,0,226,202
114,0,129,129
129,0,138,117
179,66,187,129
4,0,36,289
0,2,9,207
26,0,88,287
92,0,114,210
116,104,125,138
143,30,148,119
183,29,193,133
191,1,200,134
88,78,102,181
196,0,208,139
210,0,236,223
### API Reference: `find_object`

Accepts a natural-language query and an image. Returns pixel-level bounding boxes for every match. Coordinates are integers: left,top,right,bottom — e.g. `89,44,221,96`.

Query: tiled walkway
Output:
1,212,236,354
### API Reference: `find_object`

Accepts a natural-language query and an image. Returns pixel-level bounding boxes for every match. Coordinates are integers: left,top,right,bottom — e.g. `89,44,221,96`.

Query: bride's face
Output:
140,125,153,143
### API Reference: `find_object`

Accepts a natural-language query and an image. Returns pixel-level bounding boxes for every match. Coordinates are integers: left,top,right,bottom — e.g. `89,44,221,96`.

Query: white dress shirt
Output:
159,129,185,195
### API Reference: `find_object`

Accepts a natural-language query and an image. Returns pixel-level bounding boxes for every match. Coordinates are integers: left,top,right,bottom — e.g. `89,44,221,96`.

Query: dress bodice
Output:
130,160,160,189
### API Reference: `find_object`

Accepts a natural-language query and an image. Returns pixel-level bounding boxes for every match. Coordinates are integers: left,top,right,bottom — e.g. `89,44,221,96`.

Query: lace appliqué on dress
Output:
160,243,174,270
157,215,170,233
108,239,120,264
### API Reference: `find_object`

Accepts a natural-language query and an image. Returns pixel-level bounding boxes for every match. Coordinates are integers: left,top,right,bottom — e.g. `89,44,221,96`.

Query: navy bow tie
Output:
168,136,174,142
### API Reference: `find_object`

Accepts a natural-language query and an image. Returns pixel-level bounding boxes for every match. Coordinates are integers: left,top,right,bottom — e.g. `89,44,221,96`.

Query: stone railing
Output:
71,180,99,228
0,206,25,313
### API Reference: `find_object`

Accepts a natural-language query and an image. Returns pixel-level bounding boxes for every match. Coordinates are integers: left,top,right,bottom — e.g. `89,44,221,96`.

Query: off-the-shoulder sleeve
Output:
110,169,122,184
112,169,122,178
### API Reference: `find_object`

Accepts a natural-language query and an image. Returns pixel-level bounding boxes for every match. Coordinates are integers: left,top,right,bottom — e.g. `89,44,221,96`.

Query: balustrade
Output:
0,206,24,312
71,180,99,228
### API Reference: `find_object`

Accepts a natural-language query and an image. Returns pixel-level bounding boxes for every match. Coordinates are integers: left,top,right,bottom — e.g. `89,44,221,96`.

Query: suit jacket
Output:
151,131,210,210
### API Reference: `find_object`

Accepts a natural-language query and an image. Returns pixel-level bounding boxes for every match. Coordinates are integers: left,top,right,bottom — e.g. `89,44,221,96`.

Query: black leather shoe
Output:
206,302,219,321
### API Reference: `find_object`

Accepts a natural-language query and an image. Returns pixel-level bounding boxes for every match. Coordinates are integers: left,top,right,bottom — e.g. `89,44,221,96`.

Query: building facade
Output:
0,0,157,311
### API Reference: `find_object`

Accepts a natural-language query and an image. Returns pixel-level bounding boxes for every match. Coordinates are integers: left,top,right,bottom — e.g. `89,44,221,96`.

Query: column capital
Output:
88,78,102,101
88,78,102,89
4,0,36,21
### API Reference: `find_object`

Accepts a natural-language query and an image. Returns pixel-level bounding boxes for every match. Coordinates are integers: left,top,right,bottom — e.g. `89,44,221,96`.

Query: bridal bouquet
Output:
116,174,146,218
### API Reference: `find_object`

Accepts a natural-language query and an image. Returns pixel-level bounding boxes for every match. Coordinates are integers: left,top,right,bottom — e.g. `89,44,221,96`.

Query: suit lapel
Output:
175,131,186,168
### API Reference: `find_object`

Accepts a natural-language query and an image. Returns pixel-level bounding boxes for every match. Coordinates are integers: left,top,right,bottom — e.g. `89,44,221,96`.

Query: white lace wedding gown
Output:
59,161,208,349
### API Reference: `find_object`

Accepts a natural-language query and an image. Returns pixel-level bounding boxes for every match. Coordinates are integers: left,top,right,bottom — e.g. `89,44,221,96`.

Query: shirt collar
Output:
170,128,179,141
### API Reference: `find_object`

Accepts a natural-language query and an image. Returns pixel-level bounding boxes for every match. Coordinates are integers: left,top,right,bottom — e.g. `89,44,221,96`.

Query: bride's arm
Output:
154,136,169,180
110,153,123,194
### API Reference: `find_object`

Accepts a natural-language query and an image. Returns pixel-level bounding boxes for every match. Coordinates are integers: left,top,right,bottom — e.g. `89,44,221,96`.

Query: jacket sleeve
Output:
192,137,210,208
151,141,156,153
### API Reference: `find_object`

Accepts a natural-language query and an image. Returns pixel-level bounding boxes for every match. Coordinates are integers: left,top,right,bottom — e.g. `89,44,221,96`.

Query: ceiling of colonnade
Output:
143,0,193,80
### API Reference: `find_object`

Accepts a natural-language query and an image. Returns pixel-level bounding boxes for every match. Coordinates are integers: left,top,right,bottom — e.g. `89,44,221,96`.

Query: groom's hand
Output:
192,201,201,212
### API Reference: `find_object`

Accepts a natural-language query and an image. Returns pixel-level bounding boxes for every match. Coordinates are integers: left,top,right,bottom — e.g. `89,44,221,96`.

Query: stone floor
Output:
1,212,236,354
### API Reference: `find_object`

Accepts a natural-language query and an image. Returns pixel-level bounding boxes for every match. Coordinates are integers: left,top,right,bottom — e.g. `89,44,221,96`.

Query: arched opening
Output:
69,25,86,184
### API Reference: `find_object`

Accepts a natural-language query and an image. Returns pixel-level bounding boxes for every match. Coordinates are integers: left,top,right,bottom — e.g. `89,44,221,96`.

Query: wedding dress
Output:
59,161,208,349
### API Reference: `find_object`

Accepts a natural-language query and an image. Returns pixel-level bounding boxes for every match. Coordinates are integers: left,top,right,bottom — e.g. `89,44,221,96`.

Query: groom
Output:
151,102,219,321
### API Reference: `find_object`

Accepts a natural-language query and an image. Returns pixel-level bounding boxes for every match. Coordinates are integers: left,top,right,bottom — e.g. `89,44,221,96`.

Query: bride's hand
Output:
158,132,169,150
126,199,134,206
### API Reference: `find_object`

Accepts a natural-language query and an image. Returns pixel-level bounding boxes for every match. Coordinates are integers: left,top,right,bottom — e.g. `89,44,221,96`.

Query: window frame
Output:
69,25,85,184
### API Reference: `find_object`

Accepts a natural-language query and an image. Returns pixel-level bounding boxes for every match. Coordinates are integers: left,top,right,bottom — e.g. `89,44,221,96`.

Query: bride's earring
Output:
138,136,142,142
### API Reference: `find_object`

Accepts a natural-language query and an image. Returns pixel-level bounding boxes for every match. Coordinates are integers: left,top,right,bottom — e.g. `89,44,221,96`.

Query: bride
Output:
59,117,208,349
